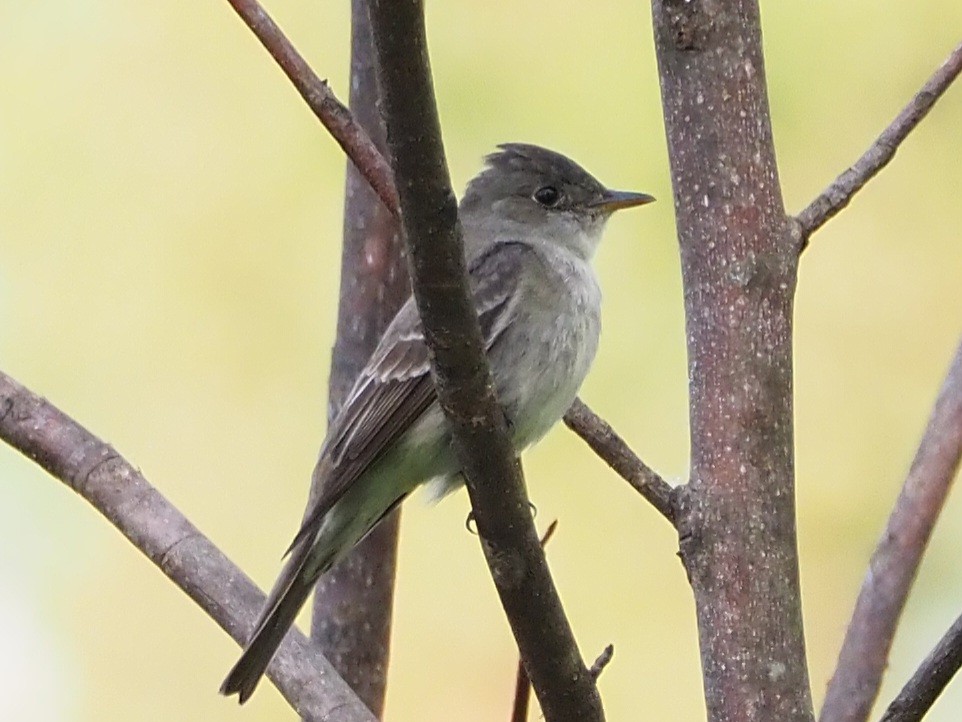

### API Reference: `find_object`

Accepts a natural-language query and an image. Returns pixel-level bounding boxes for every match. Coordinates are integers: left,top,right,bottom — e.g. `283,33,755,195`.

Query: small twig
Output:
796,41,962,246
588,645,615,682
224,0,399,216
0,372,375,722
819,338,962,722
510,520,560,722
879,611,962,722
510,656,533,722
564,398,676,525
539,519,559,547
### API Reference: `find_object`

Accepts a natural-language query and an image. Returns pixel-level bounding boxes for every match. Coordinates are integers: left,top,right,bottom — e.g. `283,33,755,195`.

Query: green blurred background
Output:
2,2,961,720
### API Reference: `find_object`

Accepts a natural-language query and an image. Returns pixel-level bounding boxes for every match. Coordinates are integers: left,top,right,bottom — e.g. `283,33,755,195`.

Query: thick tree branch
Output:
878,611,962,722
0,372,376,722
224,0,399,216
564,397,676,524
308,0,407,715
652,2,813,721
796,41,962,246
366,2,603,721
819,339,962,722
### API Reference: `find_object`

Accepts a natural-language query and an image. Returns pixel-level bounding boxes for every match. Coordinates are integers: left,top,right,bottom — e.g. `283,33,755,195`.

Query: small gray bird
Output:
220,143,654,701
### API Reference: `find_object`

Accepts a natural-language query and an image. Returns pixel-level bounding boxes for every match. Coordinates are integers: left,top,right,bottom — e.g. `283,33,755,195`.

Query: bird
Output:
220,143,654,702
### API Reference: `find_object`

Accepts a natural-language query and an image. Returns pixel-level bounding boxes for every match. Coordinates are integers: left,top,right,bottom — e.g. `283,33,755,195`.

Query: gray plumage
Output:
220,143,654,702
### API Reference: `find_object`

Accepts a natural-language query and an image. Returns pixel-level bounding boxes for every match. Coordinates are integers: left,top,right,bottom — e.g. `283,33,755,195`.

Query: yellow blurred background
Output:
2,2,961,720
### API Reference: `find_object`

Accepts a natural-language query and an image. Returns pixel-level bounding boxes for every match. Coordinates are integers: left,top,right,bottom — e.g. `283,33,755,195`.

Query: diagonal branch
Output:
0,371,377,722
224,0,399,216
796,41,962,246
365,1,603,720
819,338,962,722
564,398,676,525
510,520,559,722
878,611,962,722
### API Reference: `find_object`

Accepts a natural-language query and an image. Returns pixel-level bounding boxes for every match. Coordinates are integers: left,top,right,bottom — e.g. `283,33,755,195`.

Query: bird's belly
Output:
423,320,597,503
497,306,600,451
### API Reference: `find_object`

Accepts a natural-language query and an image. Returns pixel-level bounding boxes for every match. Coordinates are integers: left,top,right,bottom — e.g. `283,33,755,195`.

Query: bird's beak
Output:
594,189,656,213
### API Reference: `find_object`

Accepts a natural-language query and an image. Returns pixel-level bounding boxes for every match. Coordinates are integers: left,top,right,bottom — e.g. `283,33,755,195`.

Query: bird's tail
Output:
219,482,408,703
219,534,328,703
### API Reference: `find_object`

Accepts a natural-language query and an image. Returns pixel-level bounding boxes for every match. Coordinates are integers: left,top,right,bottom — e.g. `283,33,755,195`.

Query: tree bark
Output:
651,2,814,721
308,0,408,716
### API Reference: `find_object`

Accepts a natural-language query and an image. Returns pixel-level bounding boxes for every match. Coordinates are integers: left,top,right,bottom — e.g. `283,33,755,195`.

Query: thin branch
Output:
879,611,962,722
539,519,559,547
0,371,377,722
510,654,533,722
510,521,561,722
819,338,962,722
365,2,604,720
564,398,676,525
588,645,615,681
224,0,399,216
796,41,962,245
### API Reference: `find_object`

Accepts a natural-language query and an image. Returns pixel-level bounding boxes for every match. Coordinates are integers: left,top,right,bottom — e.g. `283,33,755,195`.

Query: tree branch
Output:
365,2,603,720
796,41,962,246
0,372,376,722
564,397,676,525
878,611,962,722
510,521,559,722
819,338,962,722
652,2,813,720
224,0,399,216
510,653,533,722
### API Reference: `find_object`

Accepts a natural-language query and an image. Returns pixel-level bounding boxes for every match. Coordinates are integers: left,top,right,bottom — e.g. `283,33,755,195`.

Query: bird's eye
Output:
533,185,561,207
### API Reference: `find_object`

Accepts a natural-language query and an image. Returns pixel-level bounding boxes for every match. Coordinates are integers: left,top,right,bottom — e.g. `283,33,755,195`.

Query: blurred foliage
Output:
1,2,961,721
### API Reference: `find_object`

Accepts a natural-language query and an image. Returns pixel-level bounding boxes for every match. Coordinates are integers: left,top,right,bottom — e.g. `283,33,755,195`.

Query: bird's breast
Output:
493,255,601,451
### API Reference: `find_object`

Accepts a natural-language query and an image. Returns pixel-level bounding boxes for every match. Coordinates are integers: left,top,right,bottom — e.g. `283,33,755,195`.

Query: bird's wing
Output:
286,240,532,553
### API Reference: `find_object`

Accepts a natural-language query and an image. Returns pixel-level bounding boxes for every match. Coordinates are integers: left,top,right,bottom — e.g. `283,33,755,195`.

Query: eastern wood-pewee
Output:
221,143,654,701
